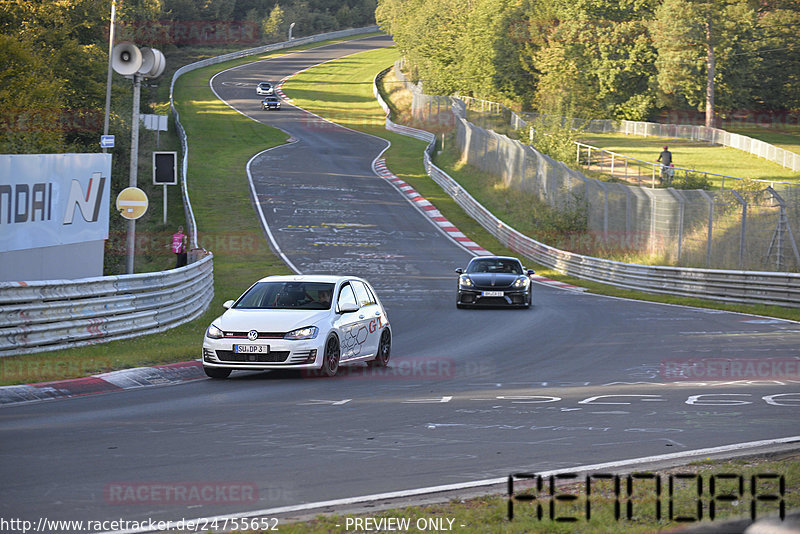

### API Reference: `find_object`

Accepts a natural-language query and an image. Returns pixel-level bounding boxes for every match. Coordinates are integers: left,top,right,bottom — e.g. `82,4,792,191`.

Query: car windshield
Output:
466,258,523,274
234,282,335,310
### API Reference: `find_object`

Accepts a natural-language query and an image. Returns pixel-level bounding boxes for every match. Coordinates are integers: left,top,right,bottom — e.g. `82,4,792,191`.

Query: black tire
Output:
204,366,231,379
321,336,340,377
368,329,391,368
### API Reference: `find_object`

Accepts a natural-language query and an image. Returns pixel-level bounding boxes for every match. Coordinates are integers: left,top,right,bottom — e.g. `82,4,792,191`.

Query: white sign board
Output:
0,153,112,253
141,114,168,132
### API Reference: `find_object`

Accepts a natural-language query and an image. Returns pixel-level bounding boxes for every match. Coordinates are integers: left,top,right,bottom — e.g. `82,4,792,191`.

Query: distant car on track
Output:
203,275,391,379
261,96,281,110
256,81,274,95
455,256,534,308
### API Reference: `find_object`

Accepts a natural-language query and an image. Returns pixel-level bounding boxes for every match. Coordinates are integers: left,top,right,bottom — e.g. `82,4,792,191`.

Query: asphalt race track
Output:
1,35,799,530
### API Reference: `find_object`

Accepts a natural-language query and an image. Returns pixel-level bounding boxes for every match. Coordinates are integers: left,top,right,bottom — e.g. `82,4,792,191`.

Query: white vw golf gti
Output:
202,275,391,378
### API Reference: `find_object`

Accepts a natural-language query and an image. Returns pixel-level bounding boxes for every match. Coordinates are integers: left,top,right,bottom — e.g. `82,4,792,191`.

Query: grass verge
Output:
283,47,800,327
0,34,383,386
264,453,799,533
576,132,800,187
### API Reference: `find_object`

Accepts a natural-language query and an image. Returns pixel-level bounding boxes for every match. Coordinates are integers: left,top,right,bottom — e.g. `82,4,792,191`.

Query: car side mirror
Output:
526,269,535,276
455,268,464,274
223,299,235,309
338,302,360,314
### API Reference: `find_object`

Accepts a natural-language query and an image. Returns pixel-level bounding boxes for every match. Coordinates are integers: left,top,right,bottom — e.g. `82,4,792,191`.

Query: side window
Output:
351,281,375,307
337,283,358,311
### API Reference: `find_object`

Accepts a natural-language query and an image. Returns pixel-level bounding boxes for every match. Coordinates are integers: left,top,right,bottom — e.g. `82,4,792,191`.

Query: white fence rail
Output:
374,69,800,308
460,95,800,188
0,254,214,355
519,107,800,173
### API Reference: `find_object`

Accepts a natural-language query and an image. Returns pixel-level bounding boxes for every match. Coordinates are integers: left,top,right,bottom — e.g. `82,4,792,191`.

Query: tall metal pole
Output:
126,74,141,274
102,0,116,154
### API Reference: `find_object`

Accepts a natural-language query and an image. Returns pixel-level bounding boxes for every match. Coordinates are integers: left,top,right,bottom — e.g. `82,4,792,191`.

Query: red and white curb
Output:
0,361,205,406
274,79,291,103
374,158,587,292
374,158,493,257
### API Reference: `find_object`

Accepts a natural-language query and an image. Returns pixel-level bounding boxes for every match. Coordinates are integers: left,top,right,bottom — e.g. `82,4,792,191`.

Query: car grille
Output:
221,331,285,339
472,282,514,290
215,350,290,363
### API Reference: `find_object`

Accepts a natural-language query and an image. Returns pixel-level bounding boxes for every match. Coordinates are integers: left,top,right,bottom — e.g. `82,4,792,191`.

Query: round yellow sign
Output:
116,187,148,220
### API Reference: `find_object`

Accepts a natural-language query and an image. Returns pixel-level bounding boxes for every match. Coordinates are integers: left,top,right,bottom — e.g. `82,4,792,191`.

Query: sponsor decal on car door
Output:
351,281,382,357
335,283,368,361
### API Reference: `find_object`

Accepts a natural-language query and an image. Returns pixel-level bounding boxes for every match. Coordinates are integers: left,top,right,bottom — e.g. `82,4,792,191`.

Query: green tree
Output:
0,0,111,151
377,0,471,94
519,0,658,119
653,0,758,127
748,3,800,110
262,3,285,37
0,34,66,153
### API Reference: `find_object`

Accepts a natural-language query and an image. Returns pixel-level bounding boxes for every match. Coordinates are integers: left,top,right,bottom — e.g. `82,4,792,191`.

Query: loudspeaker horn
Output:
138,47,156,77
138,47,166,78
148,48,166,78
111,42,142,76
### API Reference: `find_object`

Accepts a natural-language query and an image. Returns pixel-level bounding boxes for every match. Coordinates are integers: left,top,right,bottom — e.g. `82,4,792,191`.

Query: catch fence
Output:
373,68,800,306
395,66,800,272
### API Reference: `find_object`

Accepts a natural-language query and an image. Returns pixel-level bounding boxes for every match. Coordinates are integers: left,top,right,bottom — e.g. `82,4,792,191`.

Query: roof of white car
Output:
255,274,362,284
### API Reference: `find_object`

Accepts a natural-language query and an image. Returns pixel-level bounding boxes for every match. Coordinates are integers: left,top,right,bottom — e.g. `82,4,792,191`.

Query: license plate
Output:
234,344,270,354
481,291,504,297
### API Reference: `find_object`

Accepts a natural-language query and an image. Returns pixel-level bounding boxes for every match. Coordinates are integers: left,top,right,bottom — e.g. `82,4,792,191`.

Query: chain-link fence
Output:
453,115,800,271
393,73,800,271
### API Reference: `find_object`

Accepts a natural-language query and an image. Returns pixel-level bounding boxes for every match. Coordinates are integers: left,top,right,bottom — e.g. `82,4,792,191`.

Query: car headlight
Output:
206,324,224,339
284,326,318,340
513,276,530,288
459,275,473,288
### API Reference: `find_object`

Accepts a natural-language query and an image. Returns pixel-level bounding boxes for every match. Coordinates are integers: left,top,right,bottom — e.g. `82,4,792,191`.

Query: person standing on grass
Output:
657,145,672,183
171,226,188,267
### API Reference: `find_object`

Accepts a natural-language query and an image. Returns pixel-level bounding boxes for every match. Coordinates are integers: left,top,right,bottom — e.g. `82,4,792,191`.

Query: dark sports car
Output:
261,96,281,110
455,256,534,308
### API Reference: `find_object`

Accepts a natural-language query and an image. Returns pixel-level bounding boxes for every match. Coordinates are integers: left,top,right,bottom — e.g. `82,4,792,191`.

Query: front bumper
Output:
457,287,531,307
202,337,323,370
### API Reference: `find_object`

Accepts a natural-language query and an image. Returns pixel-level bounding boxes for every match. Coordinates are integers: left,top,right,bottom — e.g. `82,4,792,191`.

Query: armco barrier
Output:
0,254,214,355
0,27,381,357
374,69,800,308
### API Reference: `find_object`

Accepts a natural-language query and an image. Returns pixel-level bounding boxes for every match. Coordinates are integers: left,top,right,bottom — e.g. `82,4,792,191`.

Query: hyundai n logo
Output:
0,172,106,225
63,173,106,224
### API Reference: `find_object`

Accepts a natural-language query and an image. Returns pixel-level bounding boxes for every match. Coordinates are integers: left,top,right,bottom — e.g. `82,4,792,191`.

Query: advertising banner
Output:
0,153,112,253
